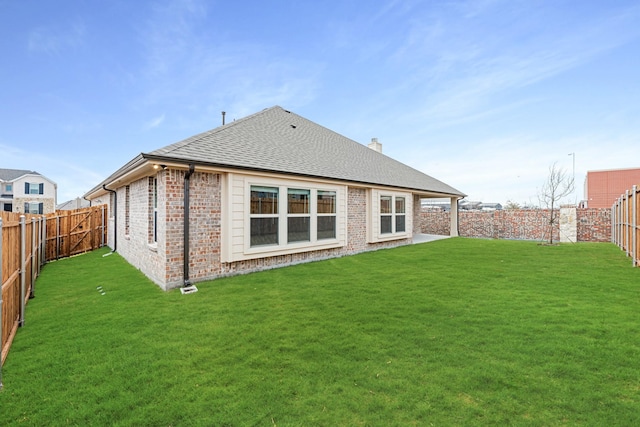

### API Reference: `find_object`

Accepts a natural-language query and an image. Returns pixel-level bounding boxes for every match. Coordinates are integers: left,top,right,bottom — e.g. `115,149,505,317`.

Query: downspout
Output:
103,185,117,252
183,164,195,287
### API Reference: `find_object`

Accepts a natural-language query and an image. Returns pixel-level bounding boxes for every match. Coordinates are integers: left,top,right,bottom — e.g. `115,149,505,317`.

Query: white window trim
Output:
245,183,340,254
368,189,412,243
225,175,346,262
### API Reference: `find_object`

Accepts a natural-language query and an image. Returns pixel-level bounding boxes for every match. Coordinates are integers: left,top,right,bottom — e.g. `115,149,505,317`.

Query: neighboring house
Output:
0,168,57,214
584,168,640,208
84,106,465,290
57,197,91,210
481,203,503,211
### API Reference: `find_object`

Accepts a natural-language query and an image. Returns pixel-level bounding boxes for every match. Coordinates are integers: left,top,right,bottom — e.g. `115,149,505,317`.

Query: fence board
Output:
1,205,107,368
613,185,640,267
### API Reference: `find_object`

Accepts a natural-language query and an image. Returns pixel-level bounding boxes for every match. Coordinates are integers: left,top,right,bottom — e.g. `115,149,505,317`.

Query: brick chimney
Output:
368,137,382,153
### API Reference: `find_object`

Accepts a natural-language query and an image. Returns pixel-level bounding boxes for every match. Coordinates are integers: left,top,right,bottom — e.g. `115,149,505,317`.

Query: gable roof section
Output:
86,106,465,198
145,106,464,196
0,168,39,182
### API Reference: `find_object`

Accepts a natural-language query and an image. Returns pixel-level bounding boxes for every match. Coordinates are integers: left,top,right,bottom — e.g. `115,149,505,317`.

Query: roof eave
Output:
140,153,467,198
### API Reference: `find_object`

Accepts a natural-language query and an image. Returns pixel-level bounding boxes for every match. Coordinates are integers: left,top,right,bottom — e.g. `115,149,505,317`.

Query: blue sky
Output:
2,0,639,205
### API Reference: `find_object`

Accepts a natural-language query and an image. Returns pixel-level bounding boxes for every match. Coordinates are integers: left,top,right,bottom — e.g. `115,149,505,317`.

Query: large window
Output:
288,189,310,243
317,190,336,240
250,186,279,246
249,185,338,248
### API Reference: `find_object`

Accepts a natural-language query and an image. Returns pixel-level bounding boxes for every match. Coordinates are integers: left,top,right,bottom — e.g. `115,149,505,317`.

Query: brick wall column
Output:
450,197,459,237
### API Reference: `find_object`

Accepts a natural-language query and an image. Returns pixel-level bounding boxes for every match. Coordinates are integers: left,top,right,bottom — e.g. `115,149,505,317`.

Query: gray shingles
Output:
146,106,464,196
0,168,39,181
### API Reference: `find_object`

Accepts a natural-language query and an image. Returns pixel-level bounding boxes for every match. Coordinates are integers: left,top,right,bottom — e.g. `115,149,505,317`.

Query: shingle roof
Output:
0,168,39,181
144,106,464,196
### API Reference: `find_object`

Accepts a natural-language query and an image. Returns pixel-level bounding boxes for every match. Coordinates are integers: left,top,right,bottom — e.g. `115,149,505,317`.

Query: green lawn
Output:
1,238,639,426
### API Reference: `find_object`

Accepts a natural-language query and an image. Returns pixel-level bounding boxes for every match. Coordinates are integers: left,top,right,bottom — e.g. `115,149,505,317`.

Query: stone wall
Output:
421,208,611,242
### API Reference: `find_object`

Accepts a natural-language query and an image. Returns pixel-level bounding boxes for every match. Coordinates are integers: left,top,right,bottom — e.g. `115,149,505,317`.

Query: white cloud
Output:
132,0,322,129
145,114,166,130
28,22,85,55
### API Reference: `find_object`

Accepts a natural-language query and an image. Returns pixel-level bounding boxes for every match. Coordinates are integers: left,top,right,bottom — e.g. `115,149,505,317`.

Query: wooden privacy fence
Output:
1,205,107,374
612,185,640,267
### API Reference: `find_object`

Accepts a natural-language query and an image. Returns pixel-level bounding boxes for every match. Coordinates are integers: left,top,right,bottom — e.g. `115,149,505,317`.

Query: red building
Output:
584,168,640,208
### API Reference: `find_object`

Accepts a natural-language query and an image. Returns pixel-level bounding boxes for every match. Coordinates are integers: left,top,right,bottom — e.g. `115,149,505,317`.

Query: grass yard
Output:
1,238,639,426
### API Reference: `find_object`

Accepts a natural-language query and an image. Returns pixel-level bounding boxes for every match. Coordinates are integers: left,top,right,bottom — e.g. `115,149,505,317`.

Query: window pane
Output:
381,215,392,234
28,202,40,214
396,215,406,233
317,191,336,214
287,217,310,243
251,217,279,246
251,186,278,214
288,189,310,214
317,216,336,240
380,196,392,214
396,197,405,214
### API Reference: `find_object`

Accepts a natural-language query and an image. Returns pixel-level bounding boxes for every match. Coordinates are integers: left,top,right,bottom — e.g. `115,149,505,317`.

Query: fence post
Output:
19,215,26,327
30,218,36,299
1,217,4,389
41,216,46,266
56,215,60,260
101,205,105,247
613,200,616,245
633,186,638,267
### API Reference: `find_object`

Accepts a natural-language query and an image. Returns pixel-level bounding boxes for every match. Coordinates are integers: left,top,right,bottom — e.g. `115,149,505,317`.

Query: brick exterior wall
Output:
421,208,611,242
347,187,368,251
111,175,419,290
113,176,166,287
163,169,224,288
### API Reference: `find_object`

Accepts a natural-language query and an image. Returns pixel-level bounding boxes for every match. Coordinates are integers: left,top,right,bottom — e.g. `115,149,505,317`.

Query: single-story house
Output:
84,106,465,290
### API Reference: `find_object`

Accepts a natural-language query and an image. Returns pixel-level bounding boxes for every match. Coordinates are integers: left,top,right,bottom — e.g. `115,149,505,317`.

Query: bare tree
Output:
504,200,521,210
538,162,574,244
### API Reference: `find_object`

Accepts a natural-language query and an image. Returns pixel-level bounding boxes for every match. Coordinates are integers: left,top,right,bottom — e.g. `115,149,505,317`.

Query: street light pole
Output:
568,152,575,204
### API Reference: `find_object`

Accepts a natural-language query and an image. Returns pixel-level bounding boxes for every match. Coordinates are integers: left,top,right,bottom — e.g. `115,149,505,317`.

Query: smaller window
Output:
380,196,393,234
396,197,406,233
25,183,43,195
24,202,43,214
125,185,130,235
5,184,12,192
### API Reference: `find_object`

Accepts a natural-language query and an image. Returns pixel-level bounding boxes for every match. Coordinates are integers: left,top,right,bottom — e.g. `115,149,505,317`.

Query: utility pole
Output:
568,152,576,205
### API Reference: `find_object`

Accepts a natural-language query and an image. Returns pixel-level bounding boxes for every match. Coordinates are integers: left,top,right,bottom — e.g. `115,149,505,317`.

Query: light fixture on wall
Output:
153,164,167,170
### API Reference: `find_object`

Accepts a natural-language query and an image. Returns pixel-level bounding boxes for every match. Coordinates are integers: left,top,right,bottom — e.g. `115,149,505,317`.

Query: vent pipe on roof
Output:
222,111,226,125
368,137,382,153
